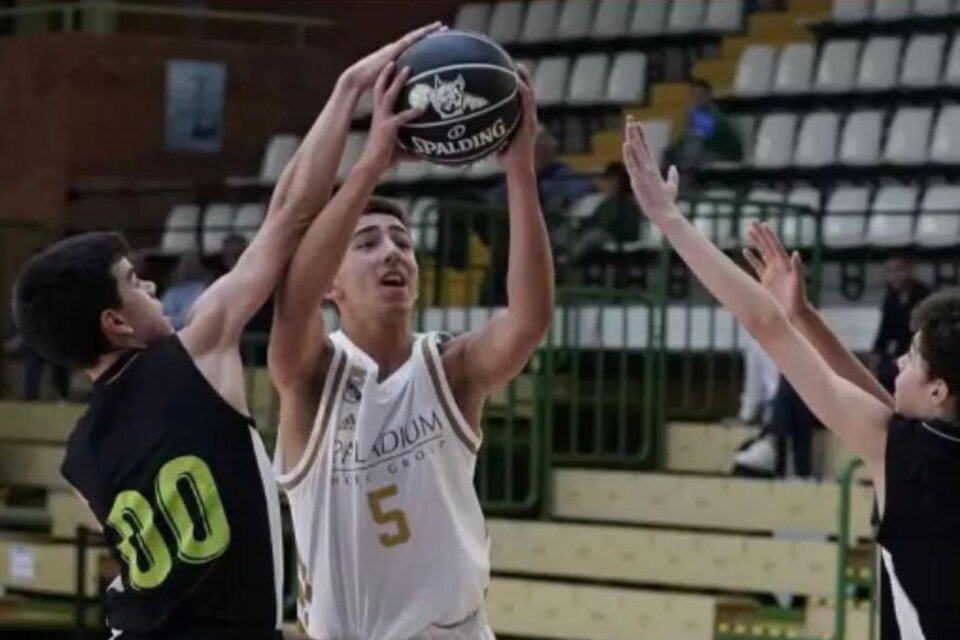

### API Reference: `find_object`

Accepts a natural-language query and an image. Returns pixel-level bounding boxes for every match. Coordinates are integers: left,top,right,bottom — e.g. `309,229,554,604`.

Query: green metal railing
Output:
834,458,878,640
0,2,333,46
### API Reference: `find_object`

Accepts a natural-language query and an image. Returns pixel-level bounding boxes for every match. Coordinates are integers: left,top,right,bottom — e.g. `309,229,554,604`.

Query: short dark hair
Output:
365,196,408,226
12,232,129,368
911,288,960,399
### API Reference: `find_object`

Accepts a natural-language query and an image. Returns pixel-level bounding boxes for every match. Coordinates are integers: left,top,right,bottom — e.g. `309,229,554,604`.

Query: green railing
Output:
0,2,333,46
834,458,878,640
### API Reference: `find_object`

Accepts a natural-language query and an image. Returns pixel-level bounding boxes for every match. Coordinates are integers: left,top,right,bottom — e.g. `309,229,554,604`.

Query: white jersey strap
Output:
420,333,482,454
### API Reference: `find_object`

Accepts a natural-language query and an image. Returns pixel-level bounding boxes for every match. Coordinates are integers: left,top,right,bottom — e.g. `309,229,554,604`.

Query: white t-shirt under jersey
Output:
275,331,492,640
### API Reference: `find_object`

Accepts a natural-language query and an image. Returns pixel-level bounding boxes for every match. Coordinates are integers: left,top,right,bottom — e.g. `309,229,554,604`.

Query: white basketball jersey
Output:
275,331,492,640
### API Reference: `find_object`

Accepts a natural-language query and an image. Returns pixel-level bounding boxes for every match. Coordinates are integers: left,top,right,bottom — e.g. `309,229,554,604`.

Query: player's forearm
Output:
793,304,894,408
503,164,554,338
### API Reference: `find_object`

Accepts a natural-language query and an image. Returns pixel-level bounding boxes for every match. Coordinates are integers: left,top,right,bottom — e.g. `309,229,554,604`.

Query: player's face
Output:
894,332,949,417
334,214,419,317
107,258,175,345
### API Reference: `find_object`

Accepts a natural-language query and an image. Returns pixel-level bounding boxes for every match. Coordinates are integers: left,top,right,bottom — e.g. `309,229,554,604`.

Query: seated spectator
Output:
161,251,210,330
663,79,744,171
870,254,931,391
566,162,640,263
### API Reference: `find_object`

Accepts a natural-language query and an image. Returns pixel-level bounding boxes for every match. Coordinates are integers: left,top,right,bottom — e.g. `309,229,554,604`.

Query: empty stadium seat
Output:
666,0,705,32
913,0,954,16
704,0,743,31
839,110,883,165
868,185,919,247
260,134,300,184
639,118,673,166
629,0,669,35
161,204,201,255
814,40,861,93
467,153,502,178
823,186,870,248
556,0,597,39
693,189,737,247
533,56,571,105
393,160,431,182
605,51,647,103
430,163,468,179
883,107,933,165
784,187,821,248
519,0,560,43
793,112,840,167
947,34,960,85
916,185,960,246
900,34,946,88
739,188,785,244
409,198,439,252
234,203,265,243
591,0,635,38
568,192,608,221
832,0,870,23
753,113,798,168
856,37,902,91
567,53,610,104
202,203,237,255
773,43,816,94
872,0,910,20
487,1,525,43
733,45,777,96
337,132,367,180
931,106,960,163
453,2,491,32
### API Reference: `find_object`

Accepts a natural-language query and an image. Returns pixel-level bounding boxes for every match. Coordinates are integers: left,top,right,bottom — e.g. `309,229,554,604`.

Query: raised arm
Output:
623,119,892,477
443,68,555,428
743,222,894,409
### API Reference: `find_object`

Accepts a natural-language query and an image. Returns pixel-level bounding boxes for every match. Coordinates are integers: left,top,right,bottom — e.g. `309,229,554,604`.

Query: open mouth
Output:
380,271,407,289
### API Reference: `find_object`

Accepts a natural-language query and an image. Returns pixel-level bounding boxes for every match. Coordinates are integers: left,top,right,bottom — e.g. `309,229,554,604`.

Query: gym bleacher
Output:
5,0,960,638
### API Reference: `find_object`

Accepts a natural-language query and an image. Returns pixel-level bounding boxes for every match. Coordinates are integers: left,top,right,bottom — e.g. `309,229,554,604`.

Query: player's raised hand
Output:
340,22,445,90
357,62,426,176
743,221,810,320
622,117,680,223
499,64,538,173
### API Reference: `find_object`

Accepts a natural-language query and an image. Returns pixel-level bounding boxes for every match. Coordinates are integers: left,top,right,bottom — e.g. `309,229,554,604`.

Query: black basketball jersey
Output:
61,336,283,640
877,415,960,640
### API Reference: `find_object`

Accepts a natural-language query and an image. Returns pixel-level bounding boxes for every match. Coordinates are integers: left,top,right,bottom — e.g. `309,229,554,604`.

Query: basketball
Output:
394,29,522,165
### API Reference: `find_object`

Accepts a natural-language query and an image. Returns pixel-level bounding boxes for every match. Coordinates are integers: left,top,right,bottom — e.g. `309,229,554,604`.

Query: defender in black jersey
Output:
10,23,441,639
621,119,960,640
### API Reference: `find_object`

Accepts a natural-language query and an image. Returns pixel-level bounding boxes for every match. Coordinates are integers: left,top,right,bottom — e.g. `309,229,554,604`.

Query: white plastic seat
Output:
753,113,798,168
234,203,265,243
832,0,871,23
454,3,492,33
733,45,777,96
409,198,439,252
839,110,883,165
772,43,816,95
533,56,571,105
916,185,960,246
900,34,945,88
430,163,468,179
704,0,743,32
467,153,502,178
639,118,673,167
629,0,669,35
739,189,785,244
784,187,821,248
202,204,237,255
393,160,431,183
872,0,910,20
338,132,367,180
567,54,610,104
259,134,300,184
515,58,538,79
793,112,840,167
856,37,902,91
946,34,960,85
867,185,919,246
814,40,861,93
592,0,636,38
931,106,960,163
487,1,525,43
519,0,560,43
161,204,201,255
666,0,705,32
605,51,647,103
823,187,870,248
556,0,597,39
883,107,933,165
568,192,608,221
913,0,954,16
694,189,738,247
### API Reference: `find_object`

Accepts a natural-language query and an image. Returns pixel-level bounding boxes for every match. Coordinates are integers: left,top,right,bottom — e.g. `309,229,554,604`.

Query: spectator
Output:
737,333,779,426
567,162,641,262
161,251,210,330
870,255,931,391
663,79,744,171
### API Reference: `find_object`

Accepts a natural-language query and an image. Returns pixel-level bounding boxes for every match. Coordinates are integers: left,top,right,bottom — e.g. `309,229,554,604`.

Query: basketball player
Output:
10,23,441,640
268,65,552,639
623,118,960,639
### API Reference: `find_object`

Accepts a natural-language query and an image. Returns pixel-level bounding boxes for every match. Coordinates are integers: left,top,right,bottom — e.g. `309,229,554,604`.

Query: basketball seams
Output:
400,87,520,129
404,63,519,88
419,29,517,66
396,106,522,165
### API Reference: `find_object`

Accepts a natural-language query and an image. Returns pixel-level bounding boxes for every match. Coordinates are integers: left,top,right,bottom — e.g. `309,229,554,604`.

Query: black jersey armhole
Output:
167,335,257,429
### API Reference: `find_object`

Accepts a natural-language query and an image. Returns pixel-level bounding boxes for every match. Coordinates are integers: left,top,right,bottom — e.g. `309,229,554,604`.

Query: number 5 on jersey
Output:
366,484,411,547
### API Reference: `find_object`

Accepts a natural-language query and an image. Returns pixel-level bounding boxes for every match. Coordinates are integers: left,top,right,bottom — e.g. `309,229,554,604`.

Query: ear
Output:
455,75,465,89
325,281,344,305
100,307,134,344
930,377,951,408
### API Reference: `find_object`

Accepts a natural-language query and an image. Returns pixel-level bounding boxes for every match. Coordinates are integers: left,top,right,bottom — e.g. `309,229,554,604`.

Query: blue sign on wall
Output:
165,60,226,152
